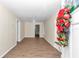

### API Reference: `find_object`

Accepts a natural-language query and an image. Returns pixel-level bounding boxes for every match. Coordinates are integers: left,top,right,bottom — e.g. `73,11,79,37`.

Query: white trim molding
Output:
0,43,17,58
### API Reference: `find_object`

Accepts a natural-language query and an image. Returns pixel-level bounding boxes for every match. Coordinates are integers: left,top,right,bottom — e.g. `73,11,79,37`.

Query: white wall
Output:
24,21,44,38
17,20,25,42
0,5,17,57
44,19,55,45
44,1,61,52
20,20,25,41
71,7,79,58
24,22,34,37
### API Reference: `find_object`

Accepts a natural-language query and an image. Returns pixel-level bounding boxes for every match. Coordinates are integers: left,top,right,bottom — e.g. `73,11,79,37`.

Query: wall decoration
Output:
64,0,79,13
55,6,71,47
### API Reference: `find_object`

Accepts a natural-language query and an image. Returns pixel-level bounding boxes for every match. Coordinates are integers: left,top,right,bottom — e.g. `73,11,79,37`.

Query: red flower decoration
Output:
58,9,65,18
56,7,71,47
59,19,65,24
57,30,60,34
64,8,70,13
57,37,64,41
64,14,71,20
65,22,70,28
57,25,64,32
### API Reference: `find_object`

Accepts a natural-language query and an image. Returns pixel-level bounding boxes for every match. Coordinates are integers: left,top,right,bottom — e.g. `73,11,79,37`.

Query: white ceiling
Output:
0,0,61,22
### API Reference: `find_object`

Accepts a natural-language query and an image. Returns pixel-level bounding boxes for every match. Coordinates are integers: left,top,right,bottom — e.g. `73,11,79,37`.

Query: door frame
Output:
16,19,21,42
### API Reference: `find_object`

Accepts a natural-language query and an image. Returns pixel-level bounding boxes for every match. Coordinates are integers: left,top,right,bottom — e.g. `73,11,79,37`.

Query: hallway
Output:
4,38,61,58
0,0,76,58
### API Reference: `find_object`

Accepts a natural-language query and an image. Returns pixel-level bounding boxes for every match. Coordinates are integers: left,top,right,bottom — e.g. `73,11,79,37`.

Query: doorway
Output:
35,25,40,38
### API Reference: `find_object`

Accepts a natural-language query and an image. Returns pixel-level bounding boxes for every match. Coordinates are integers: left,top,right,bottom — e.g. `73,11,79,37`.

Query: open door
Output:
35,25,40,38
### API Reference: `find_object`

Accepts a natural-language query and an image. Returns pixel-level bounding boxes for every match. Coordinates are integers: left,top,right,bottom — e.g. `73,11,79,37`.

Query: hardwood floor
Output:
4,38,61,58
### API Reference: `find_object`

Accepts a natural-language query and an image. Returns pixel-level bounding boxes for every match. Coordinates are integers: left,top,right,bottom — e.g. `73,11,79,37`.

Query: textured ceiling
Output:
0,0,61,22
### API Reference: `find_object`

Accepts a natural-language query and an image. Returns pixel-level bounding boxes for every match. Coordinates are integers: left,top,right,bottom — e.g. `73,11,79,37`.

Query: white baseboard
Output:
24,36,35,38
18,37,25,42
53,43,61,52
0,43,17,58
44,37,60,52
